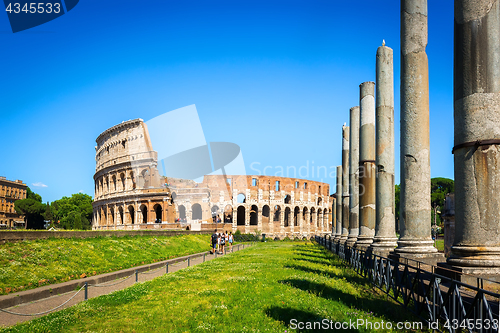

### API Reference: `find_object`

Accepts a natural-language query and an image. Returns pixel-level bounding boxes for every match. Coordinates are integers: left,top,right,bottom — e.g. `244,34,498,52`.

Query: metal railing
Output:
316,236,500,333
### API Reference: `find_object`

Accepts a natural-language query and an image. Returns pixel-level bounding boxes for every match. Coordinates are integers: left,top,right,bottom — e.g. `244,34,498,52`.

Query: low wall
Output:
0,230,210,243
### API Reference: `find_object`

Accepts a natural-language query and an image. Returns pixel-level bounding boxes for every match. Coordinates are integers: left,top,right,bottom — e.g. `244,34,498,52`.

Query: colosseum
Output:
92,119,333,239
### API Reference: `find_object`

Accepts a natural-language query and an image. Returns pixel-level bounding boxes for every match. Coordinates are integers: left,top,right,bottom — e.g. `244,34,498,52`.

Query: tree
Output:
14,187,45,229
51,193,93,230
431,177,454,227
44,201,53,226
395,178,454,231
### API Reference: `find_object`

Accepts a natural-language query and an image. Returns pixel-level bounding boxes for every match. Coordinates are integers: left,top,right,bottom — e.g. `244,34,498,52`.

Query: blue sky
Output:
0,0,454,203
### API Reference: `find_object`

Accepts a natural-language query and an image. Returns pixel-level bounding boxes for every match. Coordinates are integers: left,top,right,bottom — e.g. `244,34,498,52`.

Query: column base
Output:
394,239,438,254
436,263,500,287
447,245,500,268
370,236,398,256
346,236,357,248
354,236,373,250
390,251,445,266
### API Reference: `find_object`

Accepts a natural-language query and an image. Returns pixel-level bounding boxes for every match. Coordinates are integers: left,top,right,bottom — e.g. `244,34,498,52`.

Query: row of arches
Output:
235,193,324,206
96,202,168,226
95,168,157,198
175,203,330,228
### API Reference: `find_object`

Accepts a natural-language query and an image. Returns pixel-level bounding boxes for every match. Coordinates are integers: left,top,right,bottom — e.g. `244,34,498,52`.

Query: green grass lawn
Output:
2,241,428,332
435,239,444,252
0,234,210,295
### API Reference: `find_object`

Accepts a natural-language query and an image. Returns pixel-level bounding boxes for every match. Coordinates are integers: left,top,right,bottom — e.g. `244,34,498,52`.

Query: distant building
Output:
0,177,27,229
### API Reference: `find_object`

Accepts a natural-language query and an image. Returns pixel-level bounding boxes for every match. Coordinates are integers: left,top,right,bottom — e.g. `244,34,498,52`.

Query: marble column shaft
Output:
347,107,360,247
396,0,437,254
448,0,500,268
341,125,350,242
371,43,398,252
356,81,376,247
335,165,342,240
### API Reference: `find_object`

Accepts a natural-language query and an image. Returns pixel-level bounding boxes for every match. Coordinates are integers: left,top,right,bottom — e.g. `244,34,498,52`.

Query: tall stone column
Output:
331,198,336,236
395,0,438,258
347,106,360,247
335,166,342,241
355,82,376,249
371,42,398,254
341,125,350,242
448,0,500,274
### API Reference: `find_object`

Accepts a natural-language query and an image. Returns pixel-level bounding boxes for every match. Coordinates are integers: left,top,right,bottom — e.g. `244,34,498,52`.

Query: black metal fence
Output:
316,236,500,333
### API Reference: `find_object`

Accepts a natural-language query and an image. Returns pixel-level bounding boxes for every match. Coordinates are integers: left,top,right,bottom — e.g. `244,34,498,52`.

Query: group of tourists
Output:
211,230,233,254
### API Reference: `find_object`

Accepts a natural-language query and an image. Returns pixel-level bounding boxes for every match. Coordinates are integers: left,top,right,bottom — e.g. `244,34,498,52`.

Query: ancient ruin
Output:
92,119,332,239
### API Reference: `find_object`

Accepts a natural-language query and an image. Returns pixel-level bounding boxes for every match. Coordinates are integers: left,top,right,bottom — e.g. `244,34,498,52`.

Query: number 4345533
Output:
6,3,61,14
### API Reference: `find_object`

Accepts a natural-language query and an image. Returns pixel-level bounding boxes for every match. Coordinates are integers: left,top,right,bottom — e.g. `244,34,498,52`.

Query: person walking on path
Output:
228,231,233,251
220,232,226,254
211,229,218,254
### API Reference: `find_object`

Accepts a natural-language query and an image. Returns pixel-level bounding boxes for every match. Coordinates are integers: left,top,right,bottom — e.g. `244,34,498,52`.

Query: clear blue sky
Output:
0,0,454,203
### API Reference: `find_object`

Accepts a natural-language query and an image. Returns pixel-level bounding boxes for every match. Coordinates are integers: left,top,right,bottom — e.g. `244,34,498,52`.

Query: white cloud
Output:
79,190,84,193
32,182,48,188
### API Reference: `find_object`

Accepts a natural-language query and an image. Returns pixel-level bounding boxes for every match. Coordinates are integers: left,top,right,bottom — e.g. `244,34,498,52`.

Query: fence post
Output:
188,258,191,267
135,270,138,282
203,253,206,262
166,263,169,274
84,282,88,301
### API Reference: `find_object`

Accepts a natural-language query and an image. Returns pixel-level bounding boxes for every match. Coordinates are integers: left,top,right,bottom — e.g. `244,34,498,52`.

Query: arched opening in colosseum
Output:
284,207,291,227
310,207,316,224
178,205,186,221
284,195,291,204
112,175,117,192
302,207,308,221
110,207,115,225
140,205,147,223
119,207,124,224
237,206,245,225
120,173,125,191
224,205,232,223
262,205,270,224
192,203,202,220
154,204,162,223
294,207,300,226
237,193,246,204
211,205,219,223
273,205,281,222
106,177,110,193
171,192,177,203
128,206,135,224
317,197,322,205
250,205,258,225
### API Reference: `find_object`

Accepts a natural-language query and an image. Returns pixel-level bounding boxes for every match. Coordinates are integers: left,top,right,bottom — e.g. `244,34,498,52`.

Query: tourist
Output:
220,231,226,254
211,229,218,254
228,231,233,251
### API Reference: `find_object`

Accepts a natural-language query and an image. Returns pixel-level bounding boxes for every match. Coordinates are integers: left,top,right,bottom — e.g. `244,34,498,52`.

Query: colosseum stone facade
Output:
92,119,332,238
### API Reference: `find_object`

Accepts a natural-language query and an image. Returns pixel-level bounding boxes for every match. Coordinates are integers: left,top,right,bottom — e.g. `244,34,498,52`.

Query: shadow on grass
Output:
285,263,368,287
292,257,336,267
292,251,334,261
279,278,415,325
265,306,362,333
